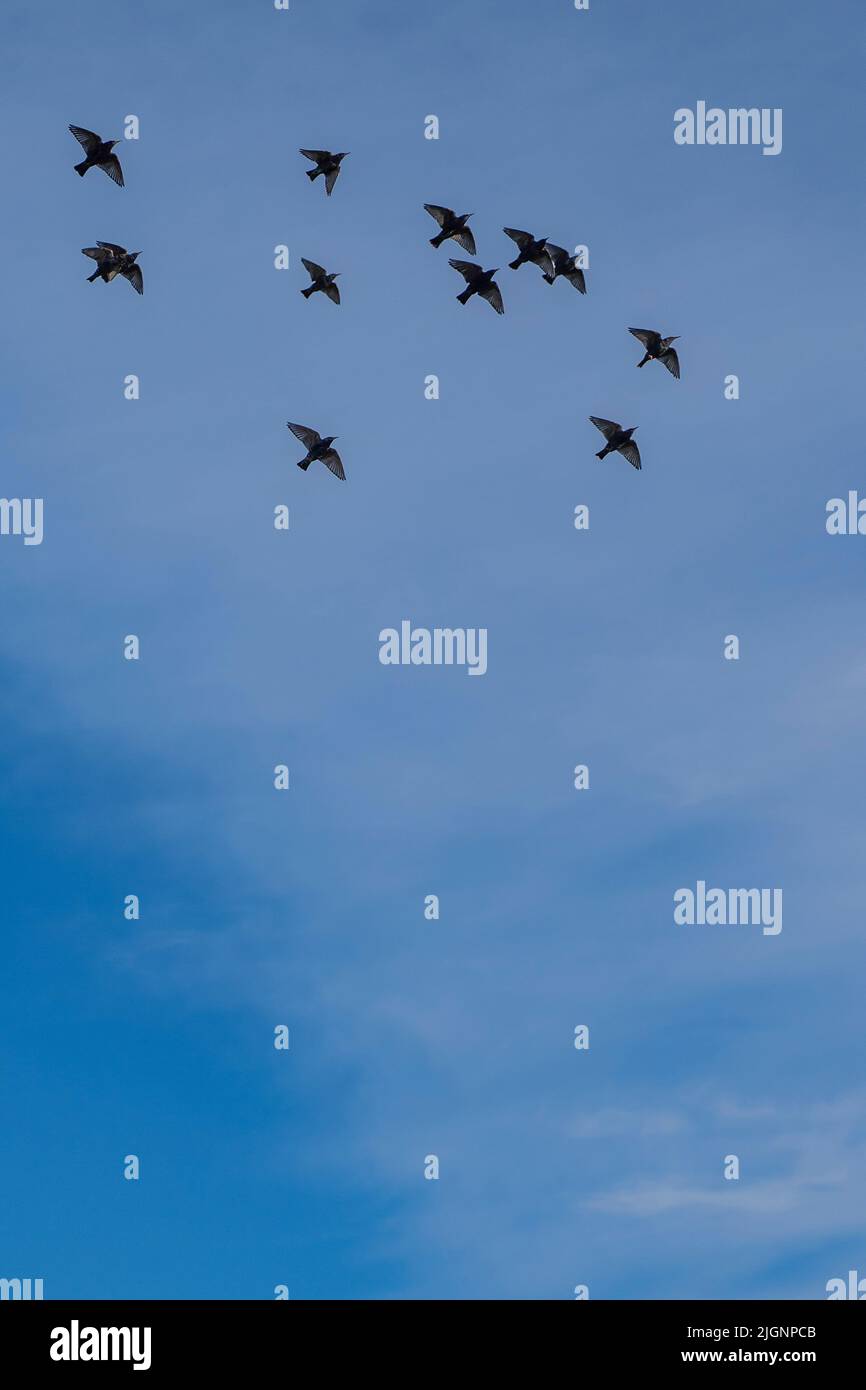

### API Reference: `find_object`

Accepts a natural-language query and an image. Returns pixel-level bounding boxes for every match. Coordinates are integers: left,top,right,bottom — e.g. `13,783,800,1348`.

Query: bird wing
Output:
98,241,128,255
618,441,642,470
449,259,480,282
534,246,555,275
589,416,620,440
424,203,452,227
287,422,321,448
455,227,477,255
659,348,680,379
545,243,568,267
299,149,329,162
564,267,587,293
82,246,114,262
324,167,341,196
479,280,505,315
102,154,124,187
69,124,101,153
320,448,346,481
324,281,341,305
503,227,533,249
301,258,326,279
122,263,143,294
629,328,660,350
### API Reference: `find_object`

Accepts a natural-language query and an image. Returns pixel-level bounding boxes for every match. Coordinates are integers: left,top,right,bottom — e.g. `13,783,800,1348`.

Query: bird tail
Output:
86,269,100,283
456,286,472,305
305,168,318,181
638,354,650,368
297,458,312,471
596,447,609,460
430,231,446,248
508,257,521,270
74,159,89,176
542,272,555,285
301,285,315,298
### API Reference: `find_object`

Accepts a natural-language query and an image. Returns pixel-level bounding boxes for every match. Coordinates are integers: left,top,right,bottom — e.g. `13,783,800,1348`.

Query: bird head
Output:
463,213,473,221
107,139,120,149
663,335,680,346
323,436,337,446
336,152,349,161
129,252,141,261
489,268,499,276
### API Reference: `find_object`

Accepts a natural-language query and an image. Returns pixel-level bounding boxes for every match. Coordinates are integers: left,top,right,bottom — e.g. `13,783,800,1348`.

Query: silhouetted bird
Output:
424,204,476,255
299,150,349,196
628,328,680,378
81,242,142,294
69,125,124,186
589,417,641,470
543,243,586,294
449,260,504,314
503,228,554,275
287,422,345,480
301,258,341,305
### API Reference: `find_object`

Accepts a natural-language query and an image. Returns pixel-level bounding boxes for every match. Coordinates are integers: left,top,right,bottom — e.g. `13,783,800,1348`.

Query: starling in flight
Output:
287,422,345,480
503,228,554,276
424,204,476,255
301,258,341,304
299,150,349,196
543,243,586,294
69,125,124,187
628,329,680,379
81,242,143,294
589,417,641,470
449,260,504,314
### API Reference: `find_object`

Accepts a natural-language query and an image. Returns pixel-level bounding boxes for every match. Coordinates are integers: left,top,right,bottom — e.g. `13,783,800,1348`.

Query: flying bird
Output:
503,228,554,275
69,125,124,186
543,243,586,294
449,260,504,314
628,328,680,378
423,204,476,255
287,422,345,480
81,242,142,294
301,258,341,304
588,417,641,470
299,149,349,196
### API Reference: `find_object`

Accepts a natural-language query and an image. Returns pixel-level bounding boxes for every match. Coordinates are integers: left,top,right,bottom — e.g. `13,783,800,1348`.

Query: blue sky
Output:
1,0,864,1298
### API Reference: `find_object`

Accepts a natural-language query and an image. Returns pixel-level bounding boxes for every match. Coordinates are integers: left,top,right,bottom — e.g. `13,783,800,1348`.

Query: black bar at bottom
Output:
1,1299,860,1375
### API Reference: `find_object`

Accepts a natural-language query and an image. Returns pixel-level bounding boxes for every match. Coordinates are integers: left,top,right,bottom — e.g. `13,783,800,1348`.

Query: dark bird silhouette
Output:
449,260,504,314
424,204,476,255
69,125,124,186
503,228,554,275
301,258,341,304
287,422,345,480
589,417,641,470
81,242,142,294
628,328,680,378
543,243,586,294
299,149,349,196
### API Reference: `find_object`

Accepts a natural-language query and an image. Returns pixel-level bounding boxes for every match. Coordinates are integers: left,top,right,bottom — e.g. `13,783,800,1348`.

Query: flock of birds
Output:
70,130,682,480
